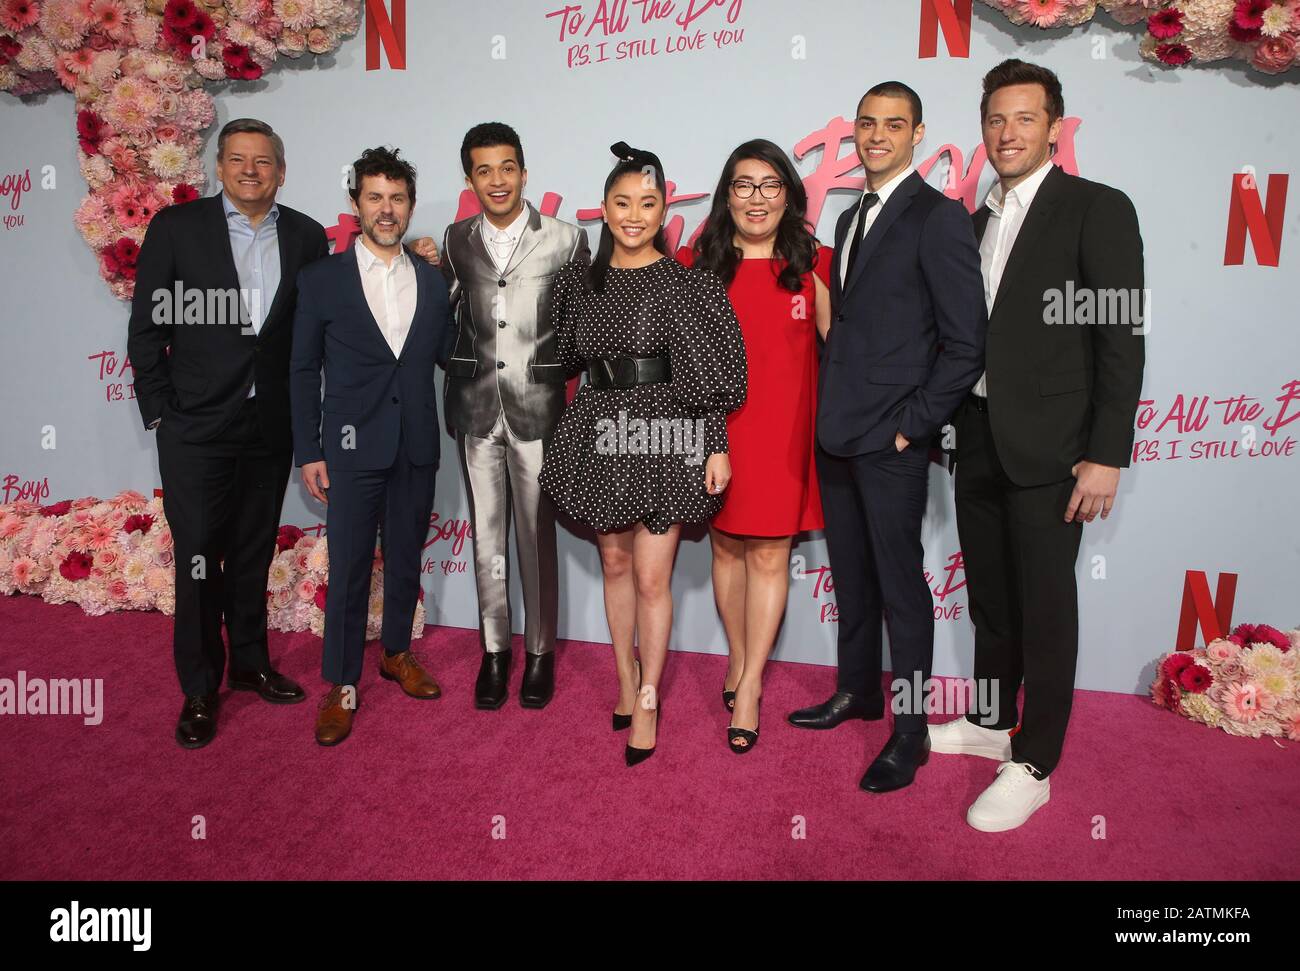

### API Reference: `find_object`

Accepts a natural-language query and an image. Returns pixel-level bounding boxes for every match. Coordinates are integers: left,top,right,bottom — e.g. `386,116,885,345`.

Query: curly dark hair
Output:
460,122,525,176
691,138,815,293
348,146,417,205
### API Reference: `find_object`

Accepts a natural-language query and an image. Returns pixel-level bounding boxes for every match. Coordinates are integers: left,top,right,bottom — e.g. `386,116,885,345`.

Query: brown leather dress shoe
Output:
379,649,441,699
315,684,357,746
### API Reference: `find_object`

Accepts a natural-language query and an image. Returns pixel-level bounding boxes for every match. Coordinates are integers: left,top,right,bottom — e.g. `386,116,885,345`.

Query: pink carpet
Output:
1,595,1297,881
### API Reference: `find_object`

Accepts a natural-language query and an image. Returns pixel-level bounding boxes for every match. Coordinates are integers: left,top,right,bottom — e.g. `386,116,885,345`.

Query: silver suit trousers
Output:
457,410,558,656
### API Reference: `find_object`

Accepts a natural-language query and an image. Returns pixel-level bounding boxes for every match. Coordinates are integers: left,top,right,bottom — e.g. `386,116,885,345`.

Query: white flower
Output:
148,142,189,180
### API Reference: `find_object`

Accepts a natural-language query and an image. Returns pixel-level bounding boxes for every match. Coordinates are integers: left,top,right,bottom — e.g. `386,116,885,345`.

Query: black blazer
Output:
289,245,452,472
126,193,329,450
970,165,1145,486
818,171,987,457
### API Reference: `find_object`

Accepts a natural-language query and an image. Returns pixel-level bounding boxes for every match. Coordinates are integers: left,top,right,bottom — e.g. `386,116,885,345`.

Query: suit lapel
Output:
258,215,295,338
398,245,426,363
830,204,854,304
503,203,543,276
973,205,991,245
344,247,398,361
469,216,495,272
989,164,1066,319
203,193,242,294
843,171,921,298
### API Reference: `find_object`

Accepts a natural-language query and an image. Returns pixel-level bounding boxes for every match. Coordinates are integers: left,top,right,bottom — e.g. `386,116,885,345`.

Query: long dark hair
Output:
693,139,814,293
586,141,670,293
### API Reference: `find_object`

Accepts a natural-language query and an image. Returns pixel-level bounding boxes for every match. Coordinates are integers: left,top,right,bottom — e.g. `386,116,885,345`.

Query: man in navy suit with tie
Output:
788,83,987,793
290,147,453,746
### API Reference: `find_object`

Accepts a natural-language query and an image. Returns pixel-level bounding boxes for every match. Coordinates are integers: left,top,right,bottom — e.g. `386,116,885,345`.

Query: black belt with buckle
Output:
587,356,672,389
967,392,989,413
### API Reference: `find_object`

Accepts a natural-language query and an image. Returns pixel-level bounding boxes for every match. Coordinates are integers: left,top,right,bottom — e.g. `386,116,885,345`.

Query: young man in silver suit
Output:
415,123,589,709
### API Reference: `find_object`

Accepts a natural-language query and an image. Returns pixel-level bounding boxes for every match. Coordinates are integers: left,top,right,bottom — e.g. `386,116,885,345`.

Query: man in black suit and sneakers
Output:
930,60,1144,832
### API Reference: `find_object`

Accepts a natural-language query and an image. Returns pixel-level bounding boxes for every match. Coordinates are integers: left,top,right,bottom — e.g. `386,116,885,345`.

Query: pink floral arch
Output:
983,0,1299,75
0,0,361,300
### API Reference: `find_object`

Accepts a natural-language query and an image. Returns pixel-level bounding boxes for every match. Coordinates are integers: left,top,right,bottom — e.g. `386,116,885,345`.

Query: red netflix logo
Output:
1224,172,1288,267
1175,570,1238,652
365,0,406,70
919,0,971,58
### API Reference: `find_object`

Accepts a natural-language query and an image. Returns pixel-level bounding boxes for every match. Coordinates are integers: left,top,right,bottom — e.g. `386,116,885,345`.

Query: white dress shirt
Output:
481,204,530,275
355,237,417,358
839,165,915,287
971,160,1054,397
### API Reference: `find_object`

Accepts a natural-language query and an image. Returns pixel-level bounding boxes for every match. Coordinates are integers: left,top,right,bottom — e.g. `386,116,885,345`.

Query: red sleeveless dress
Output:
677,245,831,536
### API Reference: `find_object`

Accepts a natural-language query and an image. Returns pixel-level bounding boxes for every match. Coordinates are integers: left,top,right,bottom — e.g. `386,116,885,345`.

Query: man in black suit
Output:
128,118,328,749
291,147,453,747
789,82,987,793
931,60,1144,832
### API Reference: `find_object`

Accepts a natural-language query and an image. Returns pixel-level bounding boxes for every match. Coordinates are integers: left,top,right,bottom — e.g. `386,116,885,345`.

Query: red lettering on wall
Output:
919,0,971,59
365,0,407,71
1175,570,1238,651
1224,172,1288,267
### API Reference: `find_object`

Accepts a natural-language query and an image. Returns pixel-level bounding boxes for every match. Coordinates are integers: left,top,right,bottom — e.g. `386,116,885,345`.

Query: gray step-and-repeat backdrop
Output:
2,1,1296,695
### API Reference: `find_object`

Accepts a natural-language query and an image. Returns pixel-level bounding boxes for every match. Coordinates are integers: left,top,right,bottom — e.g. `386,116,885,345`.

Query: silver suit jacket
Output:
440,202,591,441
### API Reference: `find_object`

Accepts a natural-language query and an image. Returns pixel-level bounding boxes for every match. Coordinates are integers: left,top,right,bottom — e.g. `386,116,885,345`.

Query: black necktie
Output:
845,191,880,280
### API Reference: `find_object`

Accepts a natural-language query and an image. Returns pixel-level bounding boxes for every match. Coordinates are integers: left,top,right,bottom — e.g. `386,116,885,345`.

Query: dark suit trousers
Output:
815,440,933,733
157,398,291,696
322,434,437,686
955,398,1083,776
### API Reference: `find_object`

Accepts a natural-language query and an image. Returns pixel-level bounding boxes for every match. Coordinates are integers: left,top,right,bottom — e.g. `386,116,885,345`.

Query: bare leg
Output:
629,522,681,750
730,535,794,746
596,528,638,717
709,525,747,698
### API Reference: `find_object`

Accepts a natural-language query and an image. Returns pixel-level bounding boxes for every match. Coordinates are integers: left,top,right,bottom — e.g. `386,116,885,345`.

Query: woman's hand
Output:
705,453,732,494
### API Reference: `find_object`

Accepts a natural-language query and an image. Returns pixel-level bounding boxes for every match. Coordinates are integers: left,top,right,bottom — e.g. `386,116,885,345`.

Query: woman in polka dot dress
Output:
538,142,747,766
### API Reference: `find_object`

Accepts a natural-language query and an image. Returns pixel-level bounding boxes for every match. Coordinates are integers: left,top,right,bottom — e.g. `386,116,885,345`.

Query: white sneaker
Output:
966,761,1051,833
928,717,1013,760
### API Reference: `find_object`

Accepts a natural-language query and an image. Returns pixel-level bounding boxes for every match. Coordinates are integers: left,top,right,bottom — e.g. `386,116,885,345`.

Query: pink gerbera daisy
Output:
1224,682,1265,722
1,0,41,33
1018,0,1067,28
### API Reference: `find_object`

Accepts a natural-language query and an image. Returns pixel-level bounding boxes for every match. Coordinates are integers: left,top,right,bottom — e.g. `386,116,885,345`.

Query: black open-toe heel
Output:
728,696,760,754
625,696,660,767
612,660,641,732
727,725,758,754
722,686,736,713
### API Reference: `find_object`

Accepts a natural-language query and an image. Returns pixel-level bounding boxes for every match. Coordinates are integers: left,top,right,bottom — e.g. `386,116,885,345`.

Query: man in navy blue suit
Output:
290,147,453,746
788,83,987,793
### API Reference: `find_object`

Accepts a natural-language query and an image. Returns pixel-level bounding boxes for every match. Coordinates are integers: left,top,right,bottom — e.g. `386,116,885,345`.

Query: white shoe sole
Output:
966,787,1050,833
929,729,1012,761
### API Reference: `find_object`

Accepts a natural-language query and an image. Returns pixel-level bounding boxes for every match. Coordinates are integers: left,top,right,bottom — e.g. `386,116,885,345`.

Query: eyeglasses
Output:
729,179,785,200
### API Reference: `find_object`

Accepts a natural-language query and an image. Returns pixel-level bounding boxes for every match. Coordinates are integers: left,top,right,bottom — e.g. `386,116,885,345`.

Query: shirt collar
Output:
355,236,409,271
863,165,915,208
222,191,279,225
481,202,530,241
987,160,1053,217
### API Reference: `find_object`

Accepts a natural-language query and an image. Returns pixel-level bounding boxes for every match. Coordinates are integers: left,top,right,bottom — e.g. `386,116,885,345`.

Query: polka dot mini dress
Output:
538,255,747,534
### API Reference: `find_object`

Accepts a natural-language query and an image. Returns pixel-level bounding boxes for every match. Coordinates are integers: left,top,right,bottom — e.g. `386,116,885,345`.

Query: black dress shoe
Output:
520,651,555,709
859,731,931,793
228,668,305,704
176,693,219,749
787,691,884,729
475,651,511,710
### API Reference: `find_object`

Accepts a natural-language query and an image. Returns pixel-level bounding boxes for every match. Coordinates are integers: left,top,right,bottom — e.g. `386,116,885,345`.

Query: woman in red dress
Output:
678,139,831,754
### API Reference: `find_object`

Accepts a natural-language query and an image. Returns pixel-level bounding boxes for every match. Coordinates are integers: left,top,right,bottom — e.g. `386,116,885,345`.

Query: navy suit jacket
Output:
290,244,452,471
817,170,987,457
